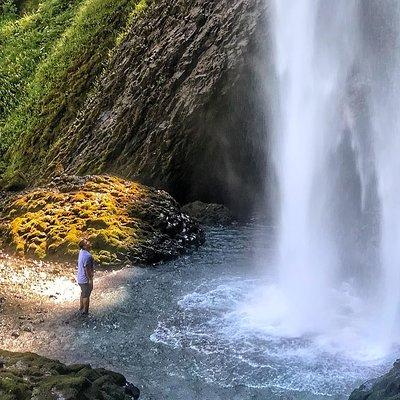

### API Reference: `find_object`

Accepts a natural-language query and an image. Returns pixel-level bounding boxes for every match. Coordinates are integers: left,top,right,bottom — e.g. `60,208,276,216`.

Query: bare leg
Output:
80,293,84,311
82,297,90,315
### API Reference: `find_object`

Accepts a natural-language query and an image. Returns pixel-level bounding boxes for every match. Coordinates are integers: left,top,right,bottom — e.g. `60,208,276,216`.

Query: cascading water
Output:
263,0,400,357
149,1,400,397
369,2,400,348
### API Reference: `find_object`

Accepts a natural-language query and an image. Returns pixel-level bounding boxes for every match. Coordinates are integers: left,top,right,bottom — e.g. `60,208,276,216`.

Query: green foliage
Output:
17,0,42,14
0,0,82,150
0,0,148,181
1,0,18,18
115,0,147,46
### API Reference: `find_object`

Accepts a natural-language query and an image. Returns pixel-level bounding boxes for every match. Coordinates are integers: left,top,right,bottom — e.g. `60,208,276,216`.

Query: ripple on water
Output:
150,275,395,397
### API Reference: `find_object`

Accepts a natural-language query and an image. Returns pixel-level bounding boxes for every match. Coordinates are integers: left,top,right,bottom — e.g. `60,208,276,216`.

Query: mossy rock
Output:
0,349,139,399
0,175,204,265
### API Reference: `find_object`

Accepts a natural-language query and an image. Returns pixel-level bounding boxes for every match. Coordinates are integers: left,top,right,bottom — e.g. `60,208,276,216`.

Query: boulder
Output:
0,349,140,399
182,201,235,225
0,175,204,265
349,360,400,400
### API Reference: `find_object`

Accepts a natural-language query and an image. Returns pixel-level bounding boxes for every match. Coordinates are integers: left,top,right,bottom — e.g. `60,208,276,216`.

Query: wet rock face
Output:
23,0,270,218
182,201,235,225
348,360,400,400
0,175,204,265
0,349,140,399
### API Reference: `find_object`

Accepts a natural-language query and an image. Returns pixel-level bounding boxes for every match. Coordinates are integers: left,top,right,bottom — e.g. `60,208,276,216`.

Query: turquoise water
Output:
42,225,394,399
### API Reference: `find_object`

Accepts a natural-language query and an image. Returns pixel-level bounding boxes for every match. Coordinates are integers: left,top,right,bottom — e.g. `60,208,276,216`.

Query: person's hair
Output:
79,238,90,250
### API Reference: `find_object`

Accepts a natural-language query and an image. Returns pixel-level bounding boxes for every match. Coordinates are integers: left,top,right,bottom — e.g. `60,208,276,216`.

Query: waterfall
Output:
266,0,400,356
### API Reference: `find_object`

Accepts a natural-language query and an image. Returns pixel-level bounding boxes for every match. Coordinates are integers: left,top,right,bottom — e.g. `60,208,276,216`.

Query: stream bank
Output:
0,226,395,400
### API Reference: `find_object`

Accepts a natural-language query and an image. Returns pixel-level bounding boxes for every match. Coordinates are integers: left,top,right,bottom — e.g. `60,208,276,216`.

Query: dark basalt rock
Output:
125,382,140,399
349,360,400,400
12,0,273,218
182,200,235,225
0,349,140,399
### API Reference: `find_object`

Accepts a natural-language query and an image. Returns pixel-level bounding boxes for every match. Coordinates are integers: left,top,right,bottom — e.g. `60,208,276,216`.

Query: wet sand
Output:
0,250,139,355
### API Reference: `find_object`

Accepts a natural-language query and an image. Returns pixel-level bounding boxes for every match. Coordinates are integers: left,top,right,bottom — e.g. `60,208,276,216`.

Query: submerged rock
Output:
182,201,235,225
349,360,400,400
0,175,204,265
0,349,140,399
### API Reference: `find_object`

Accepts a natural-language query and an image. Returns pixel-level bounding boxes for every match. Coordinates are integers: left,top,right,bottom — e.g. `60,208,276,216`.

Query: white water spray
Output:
258,0,400,358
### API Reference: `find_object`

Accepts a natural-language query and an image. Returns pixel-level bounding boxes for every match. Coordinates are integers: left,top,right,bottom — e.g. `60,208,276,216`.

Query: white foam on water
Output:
151,277,394,396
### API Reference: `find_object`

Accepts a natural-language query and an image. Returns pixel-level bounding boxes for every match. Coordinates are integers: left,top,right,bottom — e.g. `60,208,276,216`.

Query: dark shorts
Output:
79,283,93,298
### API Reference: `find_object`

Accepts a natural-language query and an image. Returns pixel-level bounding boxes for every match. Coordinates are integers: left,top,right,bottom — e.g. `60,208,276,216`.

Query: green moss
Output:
115,0,147,46
17,0,42,14
1,0,18,18
0,350,133,400
1,176,152,263
0,0,148,181
0,371,32,399
0,175,204,265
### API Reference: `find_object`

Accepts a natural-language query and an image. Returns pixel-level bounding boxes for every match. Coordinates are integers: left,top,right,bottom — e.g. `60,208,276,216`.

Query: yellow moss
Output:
73,192,87,201
0,174,193,265
0,175,160,263
65,226,80,245
10,216,26,252
34,240,47,259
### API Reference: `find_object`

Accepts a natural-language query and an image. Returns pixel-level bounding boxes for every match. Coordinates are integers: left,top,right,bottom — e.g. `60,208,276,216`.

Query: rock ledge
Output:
0,349,140,400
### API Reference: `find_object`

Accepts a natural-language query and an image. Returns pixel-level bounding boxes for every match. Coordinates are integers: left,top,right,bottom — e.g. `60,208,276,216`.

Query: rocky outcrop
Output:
0,349,140,399
10,0,272,218
349,360,400,400
0,175,204,265
182,200,235,225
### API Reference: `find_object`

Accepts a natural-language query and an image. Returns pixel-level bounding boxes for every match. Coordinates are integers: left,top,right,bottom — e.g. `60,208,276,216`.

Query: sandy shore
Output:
0,251,74,342
0,250,139,354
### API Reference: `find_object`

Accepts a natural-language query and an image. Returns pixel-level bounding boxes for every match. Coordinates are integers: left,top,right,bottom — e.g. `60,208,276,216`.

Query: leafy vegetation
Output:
0,0,148,184
0,0,77,178
1,0,18,17
0,0,82,146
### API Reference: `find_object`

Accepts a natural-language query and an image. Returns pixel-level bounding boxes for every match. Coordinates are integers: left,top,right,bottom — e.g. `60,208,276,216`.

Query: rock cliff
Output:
3,0,272,217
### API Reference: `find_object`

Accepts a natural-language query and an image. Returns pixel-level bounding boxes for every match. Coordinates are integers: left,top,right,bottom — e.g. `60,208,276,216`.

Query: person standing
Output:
76,238,95,315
